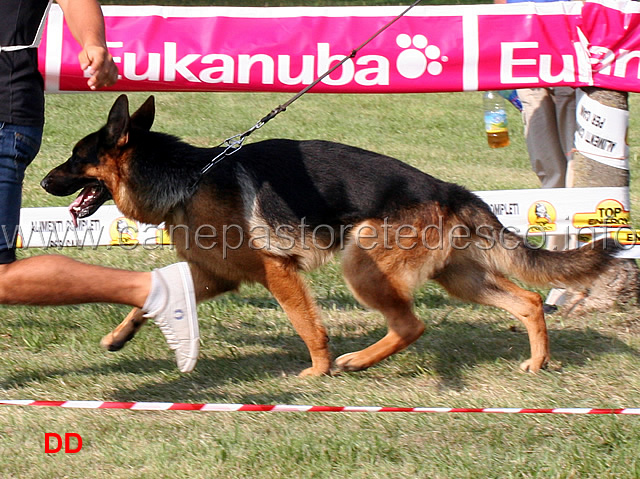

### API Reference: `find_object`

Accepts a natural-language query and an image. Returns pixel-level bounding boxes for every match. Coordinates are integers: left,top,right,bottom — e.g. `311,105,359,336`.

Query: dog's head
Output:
41,94,156,226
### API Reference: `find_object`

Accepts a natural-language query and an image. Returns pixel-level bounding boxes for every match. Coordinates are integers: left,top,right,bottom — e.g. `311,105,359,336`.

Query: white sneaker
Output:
149,263,199,373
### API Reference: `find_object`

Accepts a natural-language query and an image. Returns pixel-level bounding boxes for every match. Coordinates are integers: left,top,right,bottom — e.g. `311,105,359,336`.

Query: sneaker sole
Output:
176,262,199,373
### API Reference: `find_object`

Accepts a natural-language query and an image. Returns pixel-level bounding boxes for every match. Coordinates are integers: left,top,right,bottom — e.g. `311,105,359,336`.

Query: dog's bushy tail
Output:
457,198,621,289
492,232,620,288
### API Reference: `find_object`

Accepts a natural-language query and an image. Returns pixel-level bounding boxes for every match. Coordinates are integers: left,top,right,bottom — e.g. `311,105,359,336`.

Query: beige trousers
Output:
518,87,576,251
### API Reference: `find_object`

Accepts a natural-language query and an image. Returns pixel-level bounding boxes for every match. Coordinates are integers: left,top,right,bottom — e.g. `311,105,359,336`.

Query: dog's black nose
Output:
40,177,50,191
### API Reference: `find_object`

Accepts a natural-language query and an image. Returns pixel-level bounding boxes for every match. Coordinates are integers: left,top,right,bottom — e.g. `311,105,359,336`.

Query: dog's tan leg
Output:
436,266,550,372
100,264,238,352
491,278,549,373
100,307,148,351
334,304,424,372
335,242,425,372
262,258,331,377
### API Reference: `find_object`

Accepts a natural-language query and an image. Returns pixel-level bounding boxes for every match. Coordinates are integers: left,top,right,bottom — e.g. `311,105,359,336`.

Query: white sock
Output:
142,270,168,317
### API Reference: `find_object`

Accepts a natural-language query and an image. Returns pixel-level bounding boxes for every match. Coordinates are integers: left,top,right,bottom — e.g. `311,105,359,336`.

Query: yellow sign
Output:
527,200,557,232
573,199,630,228
156,227,172,245
109,217,139,245
609,228,640,246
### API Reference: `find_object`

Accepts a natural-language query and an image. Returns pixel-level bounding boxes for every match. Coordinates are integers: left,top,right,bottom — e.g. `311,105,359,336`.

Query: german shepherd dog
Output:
42,95,618,376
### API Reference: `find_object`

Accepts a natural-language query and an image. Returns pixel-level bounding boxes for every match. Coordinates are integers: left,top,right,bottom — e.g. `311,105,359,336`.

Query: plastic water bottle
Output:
483,90,510,148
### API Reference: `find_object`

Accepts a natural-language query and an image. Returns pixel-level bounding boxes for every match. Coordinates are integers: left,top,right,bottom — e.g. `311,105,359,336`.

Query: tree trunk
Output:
563,87,640,314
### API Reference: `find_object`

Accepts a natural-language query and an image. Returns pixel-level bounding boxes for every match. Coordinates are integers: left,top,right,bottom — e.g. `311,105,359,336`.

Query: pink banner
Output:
38,0,640,94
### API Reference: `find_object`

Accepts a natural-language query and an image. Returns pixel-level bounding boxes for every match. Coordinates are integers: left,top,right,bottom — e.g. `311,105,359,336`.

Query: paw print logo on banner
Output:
395,34,448,79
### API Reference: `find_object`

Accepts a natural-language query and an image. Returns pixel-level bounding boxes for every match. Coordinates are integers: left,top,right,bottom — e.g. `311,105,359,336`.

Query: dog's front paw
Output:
100,331,132,351
519,356,549,373
100,308,148,352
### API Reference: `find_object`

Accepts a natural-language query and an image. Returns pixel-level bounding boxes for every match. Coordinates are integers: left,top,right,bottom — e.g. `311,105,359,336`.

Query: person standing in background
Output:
494,0,577,311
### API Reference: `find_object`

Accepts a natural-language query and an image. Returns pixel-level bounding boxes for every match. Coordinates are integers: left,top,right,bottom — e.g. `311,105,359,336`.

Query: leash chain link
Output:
192,0,424,190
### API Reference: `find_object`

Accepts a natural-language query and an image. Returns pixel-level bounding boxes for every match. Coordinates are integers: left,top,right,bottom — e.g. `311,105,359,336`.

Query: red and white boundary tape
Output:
1,400,639,415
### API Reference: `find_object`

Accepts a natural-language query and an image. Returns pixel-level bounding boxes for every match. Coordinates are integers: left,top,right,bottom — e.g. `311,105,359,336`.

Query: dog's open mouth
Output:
69,182,112,227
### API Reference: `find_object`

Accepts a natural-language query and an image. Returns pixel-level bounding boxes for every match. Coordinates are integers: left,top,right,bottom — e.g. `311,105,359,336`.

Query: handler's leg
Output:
0,257,199,372
0,255,150,306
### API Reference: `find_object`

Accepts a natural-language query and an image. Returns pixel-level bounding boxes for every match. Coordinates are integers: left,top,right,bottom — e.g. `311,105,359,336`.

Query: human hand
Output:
78,45,119,90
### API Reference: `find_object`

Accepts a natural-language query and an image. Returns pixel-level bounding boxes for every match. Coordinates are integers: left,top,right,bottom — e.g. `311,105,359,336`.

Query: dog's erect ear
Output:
106,94,130,148
130,96,155,131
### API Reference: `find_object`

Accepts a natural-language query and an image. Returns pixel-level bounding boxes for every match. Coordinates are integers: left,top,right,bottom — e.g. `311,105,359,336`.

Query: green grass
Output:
2,90,638,478
2,32,640,479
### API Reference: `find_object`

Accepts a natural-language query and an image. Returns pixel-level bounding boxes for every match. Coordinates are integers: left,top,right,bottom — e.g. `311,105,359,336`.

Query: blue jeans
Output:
0,123,43,264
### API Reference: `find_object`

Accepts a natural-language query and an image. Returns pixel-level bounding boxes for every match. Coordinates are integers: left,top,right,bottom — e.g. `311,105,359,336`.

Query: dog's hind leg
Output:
435,264,549,372
262,257,331,377
335,243,425,372
100,263,238,352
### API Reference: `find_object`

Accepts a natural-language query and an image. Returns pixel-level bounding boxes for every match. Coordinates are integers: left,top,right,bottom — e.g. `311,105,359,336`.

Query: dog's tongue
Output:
68,186,98,228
